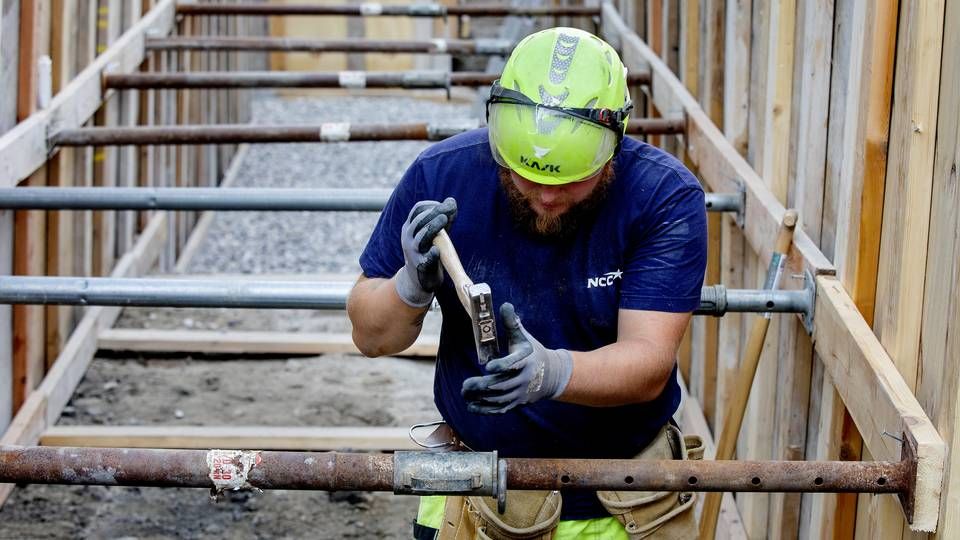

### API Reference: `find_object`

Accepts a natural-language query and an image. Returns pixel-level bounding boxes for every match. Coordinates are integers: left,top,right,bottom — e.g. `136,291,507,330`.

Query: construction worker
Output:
348,27,707,539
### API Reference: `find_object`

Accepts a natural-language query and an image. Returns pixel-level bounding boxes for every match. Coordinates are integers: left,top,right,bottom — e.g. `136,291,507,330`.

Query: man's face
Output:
499,163,614,238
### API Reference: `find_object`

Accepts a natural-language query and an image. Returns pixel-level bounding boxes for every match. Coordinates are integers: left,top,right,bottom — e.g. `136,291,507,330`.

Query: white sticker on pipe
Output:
431,39,447,54
321,123,351,142
206,449,261,492
338,71,367,88
360,3,383,15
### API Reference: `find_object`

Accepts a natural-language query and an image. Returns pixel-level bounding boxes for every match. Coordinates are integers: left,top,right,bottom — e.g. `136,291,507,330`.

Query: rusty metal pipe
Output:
51,117,679,147
0,446,909,495
175,3,602,17
103,71,651,89
146,37,514,55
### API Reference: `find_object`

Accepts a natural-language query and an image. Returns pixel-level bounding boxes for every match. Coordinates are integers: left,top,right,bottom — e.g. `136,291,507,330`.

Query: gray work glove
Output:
395,197,458,308
461,303,574,414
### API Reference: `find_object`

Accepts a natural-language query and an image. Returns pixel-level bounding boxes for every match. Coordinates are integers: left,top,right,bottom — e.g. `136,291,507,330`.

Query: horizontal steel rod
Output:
0,188,395,211
175,3,603,17
146,37,515,55
0,446,908,494
0,187,732,214
51,119,684,147
104,70,652,89
0,276,811,315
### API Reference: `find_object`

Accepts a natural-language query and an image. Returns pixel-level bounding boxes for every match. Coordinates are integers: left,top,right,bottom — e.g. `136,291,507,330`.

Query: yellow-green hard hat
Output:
487,27,632,185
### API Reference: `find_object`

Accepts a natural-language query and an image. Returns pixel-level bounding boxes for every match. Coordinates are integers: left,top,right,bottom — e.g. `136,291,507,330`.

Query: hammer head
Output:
466,283,499,365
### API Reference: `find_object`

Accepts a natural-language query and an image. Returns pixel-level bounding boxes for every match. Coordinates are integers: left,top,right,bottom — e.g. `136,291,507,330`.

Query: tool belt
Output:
429,424,703,540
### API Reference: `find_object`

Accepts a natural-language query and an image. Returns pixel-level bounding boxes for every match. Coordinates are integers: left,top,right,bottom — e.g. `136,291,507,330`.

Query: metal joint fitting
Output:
704,192,743,215
407,4,446,17
695,285,816,324
402,71,449,89
475,39,513,55
394,451,507,512
427,119,480,140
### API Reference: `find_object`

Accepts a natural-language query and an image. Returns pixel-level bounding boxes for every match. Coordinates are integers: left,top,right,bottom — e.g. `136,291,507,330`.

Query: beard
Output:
498,163,615,239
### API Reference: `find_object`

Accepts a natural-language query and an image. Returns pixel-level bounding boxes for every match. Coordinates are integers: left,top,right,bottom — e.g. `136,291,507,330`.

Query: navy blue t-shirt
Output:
359,129,707,519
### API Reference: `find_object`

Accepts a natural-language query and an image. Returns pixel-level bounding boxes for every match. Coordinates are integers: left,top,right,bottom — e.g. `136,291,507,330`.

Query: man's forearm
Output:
347,275,431,357
558,340,677,407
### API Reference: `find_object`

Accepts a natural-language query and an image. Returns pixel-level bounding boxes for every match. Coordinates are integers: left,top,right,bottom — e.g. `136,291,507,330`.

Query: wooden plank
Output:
98,329,440,357
40,425,419,451
813,275,945,533
0,212,167,507
872,0,945,391
697,0,723,125
915,0,960,537
0,0,19,434
601,3,835,280
12,0,50,413
0,0,176,188
45,0,79,368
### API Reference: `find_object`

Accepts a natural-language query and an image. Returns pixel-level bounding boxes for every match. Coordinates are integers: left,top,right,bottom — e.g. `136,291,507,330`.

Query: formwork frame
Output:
0,0,949,536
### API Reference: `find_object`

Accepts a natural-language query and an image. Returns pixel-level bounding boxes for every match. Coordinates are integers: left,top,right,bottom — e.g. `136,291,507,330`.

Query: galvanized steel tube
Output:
0,277,810,315
0,188,731,213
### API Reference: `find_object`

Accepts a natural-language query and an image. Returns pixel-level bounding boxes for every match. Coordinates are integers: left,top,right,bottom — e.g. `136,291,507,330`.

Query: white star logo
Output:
604,270,623,280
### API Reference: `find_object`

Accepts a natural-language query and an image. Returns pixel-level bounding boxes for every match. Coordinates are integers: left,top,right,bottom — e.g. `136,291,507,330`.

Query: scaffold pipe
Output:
103,70,652,90
0,447,909,497
145,37,515,55
0,187,731,214
0,277,814,317
175,3,603,18
50,118,683,146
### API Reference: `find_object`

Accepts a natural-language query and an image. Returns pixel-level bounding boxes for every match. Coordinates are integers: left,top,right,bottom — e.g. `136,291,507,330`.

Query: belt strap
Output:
413,520,439,540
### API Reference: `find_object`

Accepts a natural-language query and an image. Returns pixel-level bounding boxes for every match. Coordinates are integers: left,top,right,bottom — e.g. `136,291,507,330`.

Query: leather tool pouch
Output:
438,491,562,540
596,424,703,539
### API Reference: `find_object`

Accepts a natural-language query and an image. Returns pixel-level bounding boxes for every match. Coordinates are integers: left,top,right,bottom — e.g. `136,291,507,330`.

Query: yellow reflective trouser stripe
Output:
416,496,629,540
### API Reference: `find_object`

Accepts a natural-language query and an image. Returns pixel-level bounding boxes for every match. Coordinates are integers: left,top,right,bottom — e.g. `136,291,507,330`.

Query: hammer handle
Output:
433,229,473,314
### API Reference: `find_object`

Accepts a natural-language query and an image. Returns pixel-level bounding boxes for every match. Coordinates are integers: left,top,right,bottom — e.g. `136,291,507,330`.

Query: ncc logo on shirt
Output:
587,269,623,288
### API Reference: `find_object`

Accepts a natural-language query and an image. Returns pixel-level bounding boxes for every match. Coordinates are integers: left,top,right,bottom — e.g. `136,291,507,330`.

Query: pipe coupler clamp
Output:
402,71,450,98
427,119,480,140
407,4,446,17
698,284,727,317
475,39,513,55
394,451,507,512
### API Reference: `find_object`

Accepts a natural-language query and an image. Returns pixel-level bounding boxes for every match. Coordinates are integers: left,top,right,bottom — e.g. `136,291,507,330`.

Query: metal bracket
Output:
394,451,505,509
407,4,446,17
427,119,480,140
898,431,918,525
800,269,816,334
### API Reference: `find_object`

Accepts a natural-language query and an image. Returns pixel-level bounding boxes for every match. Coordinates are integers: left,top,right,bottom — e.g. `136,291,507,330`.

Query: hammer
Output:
432,230,500,365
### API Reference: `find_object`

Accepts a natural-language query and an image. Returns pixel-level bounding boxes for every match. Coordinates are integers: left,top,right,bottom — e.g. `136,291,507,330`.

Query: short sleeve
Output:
619,183,707,312
358,161,424,278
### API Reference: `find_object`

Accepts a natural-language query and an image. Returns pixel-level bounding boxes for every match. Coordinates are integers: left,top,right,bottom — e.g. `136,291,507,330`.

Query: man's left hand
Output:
461,303,573,414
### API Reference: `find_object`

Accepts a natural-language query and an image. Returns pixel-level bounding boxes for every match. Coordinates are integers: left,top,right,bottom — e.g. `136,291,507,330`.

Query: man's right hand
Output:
395,197,458,307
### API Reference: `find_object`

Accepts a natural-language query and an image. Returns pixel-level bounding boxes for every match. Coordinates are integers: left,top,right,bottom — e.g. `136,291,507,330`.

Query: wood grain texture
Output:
916,0,960,535
0,0,176,188
98,329,439,357
40,425,420,451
